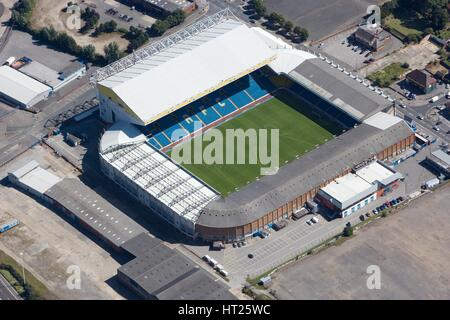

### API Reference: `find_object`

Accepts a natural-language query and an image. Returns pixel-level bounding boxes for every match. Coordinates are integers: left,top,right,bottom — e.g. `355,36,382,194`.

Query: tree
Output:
293,26,309,42
104,42,120,64
253,0,267,18
431,7,449,30
268,12,285,27
80,44,96,62
149,20,169,36
93,20,117,36
80,7,99,34
284,21,293,34
343,225,353,237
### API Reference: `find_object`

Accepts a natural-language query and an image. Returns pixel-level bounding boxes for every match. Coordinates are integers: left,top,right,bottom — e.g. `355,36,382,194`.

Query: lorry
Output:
272,220,288,231
292,207,308,220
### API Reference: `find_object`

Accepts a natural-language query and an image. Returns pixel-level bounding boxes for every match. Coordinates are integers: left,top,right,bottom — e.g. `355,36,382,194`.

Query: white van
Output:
220,269,229,277
208,258,218,267
430,96,439,103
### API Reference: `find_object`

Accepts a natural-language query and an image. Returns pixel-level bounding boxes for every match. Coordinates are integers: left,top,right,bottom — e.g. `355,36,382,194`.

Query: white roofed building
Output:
0,66,51,108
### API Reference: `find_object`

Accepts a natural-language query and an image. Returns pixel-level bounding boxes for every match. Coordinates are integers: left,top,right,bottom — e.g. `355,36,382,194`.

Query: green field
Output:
170,90,342,196
367,63,410,88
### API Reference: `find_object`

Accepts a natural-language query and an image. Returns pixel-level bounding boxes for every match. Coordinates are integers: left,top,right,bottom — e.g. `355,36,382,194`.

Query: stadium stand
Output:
141,70,275,150
96,10,407,242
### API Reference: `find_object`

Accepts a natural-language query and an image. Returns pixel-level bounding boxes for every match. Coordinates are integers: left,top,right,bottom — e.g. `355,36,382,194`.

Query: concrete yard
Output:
270,183,450,300
265,0,385,41
0,145,123,300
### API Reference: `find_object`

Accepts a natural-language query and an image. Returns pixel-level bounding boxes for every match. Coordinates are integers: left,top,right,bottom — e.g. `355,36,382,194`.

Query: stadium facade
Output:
95,9,415,241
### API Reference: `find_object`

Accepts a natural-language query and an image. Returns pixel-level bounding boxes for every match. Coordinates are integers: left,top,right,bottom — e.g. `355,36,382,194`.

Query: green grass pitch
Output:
170,90,343,196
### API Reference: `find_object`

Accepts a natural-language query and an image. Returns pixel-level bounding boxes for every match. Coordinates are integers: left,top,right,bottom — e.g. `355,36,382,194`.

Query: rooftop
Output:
320,173,376,208
97,18,275,125
289,58,392,121
0,65,51,106
355,161,402,185
45,178,147,247
119,233,235,300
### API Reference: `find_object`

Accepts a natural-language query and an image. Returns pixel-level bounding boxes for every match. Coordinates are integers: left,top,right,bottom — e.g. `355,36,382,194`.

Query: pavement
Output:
264,0,385,42
0,274,21,300
269,182,450,299
185,181,408,288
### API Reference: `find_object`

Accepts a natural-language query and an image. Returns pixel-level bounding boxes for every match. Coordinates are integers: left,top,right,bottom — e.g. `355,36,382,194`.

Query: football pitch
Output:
170,90,343,196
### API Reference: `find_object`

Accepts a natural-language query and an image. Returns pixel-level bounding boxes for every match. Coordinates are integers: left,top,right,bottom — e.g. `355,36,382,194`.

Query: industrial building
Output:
9,162,234,300
426,149,450,178
93,10,414,241
316,161,403,217
13,58,86,91
118,233,235,300
0,65,51,108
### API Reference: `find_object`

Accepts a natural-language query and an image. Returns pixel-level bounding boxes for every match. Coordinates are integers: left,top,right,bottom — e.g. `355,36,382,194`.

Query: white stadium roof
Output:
98,19,276,125
100,123,218,230
0,66,51,107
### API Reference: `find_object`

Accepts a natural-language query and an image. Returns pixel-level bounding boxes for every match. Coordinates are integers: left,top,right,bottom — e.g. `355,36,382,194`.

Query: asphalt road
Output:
397,98,450,143
0,274,21,300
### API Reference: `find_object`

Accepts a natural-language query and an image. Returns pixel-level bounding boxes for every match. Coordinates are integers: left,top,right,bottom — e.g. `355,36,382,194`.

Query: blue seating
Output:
147,137,161,149
207,91,237,117
229,90,253,108
152,131,171,147
191,100,221,125
141,70,278,150
173,108,199,133
156,115,188,142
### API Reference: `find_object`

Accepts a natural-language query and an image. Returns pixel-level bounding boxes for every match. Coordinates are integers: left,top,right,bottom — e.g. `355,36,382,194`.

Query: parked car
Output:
372,209,378,215
232,242,237,248
433,126,440,131
417,114,424,120
306,220,312,226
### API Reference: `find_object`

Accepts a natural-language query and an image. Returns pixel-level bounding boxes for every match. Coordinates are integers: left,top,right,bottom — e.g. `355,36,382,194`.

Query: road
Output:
0,274,21,300
396,98,450,143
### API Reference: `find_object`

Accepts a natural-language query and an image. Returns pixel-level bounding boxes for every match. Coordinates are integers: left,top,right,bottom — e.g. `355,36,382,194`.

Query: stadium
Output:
95,9,415,241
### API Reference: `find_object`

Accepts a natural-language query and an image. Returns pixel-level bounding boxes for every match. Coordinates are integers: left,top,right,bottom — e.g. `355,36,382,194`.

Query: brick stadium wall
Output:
196,132,416,241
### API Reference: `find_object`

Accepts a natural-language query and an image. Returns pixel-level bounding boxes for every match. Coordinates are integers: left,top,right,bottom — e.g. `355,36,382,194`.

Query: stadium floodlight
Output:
91,8,239,84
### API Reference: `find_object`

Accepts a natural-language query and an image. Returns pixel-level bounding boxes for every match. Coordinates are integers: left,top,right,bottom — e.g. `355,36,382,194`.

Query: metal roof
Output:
100,135,218,225
9,161,62,194
289,58,392,121
198,120,413,228
0,66,51,106
119,233,235,300
319,173,377,209
45,179,147,247
97,19,276,125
